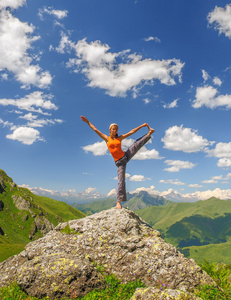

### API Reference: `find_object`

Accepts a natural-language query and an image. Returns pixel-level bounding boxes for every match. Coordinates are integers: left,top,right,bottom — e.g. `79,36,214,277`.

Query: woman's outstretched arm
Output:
120,123,153,140
81,116,108,142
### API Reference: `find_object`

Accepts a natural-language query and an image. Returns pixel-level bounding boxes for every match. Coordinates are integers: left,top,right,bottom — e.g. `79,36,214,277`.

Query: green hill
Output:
181,241,231,265
72,191,170,214
0,169,85,262
135,198,231,264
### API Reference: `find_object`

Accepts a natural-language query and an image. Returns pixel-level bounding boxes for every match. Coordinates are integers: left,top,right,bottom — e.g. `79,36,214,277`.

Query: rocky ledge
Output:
0,208,214,299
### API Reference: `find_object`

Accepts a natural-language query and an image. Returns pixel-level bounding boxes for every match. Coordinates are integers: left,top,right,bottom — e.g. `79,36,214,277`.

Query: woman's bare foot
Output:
116,201,122,209
148,128,155,136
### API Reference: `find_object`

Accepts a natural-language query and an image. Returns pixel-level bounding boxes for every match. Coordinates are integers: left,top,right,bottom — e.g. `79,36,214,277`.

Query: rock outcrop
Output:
0,208,214,299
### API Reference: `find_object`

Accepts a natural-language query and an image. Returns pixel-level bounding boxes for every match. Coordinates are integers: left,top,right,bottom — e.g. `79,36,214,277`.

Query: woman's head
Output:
109,123,118,137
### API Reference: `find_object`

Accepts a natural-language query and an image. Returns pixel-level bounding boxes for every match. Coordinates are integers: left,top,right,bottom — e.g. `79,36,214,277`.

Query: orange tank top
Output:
107,136,125,161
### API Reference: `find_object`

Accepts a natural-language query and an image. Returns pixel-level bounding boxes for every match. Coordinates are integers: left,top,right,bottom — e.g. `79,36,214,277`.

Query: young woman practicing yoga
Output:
81,116,155,209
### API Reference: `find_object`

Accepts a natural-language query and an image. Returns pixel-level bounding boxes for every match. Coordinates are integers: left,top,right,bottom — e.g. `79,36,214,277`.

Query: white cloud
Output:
0,118,15,129
213,76,222,86
164,160,196,172
208,4,231,39
0,0,26,9
82,141,108,156
129,175,151,182
0,91,57,114
130,185,157,194
143,98,150,104
217,158,231,168
57,35,184,97
1,73,8,80
162,125,212,153
6,126,44,145
189,184,203,188
38,6,68,20
159,179,185,185
0,10,52,88
192,85,231,109
163,98,179,109
19,113,63,128
107,188,116,197
205,142,231,158
144,36,161,43
202,179,218,184
184,188,231,200
202,69,210,81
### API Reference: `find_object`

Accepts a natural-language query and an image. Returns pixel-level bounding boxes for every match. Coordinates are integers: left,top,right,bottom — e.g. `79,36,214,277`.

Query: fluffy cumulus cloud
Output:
130,185,157,195
184,188,231,200
38,6,68,20
205,142,231,169
0,91,58,114
6,126,43,145
205,142,231,158
164,160,196,172
213,76,222,86
0,92,62,144
0,0,26,9
129,175,151,182
162,125,212,153
82,141,108,156
56,35,184,97
192,85,231,109
0,10,52,88
19,113,63,128
217,158,231,168
208,4,231,39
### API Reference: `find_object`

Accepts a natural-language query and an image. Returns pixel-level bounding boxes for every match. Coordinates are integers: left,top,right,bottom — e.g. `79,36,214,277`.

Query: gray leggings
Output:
115,134,151,202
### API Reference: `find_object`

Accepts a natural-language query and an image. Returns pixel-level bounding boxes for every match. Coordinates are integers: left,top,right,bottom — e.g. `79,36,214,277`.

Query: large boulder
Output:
0,208,214,298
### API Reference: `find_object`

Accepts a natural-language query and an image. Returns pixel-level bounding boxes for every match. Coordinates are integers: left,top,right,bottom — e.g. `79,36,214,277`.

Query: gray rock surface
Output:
0,208,214,298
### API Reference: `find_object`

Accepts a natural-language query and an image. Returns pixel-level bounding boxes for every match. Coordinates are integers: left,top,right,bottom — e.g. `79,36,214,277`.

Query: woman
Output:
81,116,155,209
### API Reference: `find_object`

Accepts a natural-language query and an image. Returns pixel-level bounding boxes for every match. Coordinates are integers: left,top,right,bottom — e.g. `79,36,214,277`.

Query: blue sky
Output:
1,0,231,201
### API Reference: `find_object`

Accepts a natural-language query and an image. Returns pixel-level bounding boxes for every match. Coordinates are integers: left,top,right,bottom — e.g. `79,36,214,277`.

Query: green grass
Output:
194,260,231,299
0,244,26,262
182,241,231,265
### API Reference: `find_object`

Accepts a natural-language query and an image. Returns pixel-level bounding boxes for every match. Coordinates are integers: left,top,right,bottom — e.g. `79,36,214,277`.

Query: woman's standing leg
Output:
115,156,128,208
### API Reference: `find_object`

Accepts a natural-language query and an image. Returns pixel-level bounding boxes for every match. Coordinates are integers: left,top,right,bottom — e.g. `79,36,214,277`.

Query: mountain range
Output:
72,191,170,214
24,185,231,204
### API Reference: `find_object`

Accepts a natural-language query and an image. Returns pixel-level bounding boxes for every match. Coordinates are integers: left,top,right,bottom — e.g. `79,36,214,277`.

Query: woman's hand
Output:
141,123,148,128
81,116,89,123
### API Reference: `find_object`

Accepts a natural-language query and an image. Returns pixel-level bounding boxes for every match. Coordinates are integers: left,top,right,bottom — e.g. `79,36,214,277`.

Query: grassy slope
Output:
135,198,231,230
183,241,231,265
0,170,85,262
136,198,231,264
